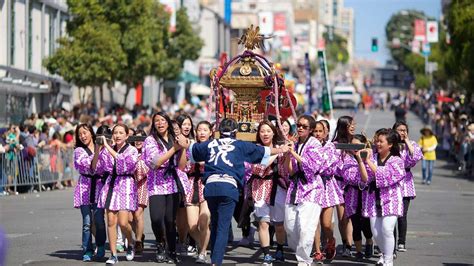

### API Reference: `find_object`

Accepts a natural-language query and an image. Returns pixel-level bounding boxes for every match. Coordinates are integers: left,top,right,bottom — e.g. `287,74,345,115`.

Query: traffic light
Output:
371,38,378,52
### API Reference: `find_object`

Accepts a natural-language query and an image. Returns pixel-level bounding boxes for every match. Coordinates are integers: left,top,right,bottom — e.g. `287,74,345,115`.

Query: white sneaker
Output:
125,246,134,261
297,262,312,266
186,244,197,256
196,253,208,264
106,255,119,265
376,256,384,265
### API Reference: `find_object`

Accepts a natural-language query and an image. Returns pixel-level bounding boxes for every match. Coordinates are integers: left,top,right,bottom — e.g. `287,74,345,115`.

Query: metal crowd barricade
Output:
0,146,77,194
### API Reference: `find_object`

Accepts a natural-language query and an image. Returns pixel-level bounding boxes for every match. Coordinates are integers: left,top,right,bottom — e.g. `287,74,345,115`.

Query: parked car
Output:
332,85,361,108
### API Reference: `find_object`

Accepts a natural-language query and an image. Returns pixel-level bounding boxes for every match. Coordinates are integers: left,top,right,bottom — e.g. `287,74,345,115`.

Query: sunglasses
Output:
297,124,309,130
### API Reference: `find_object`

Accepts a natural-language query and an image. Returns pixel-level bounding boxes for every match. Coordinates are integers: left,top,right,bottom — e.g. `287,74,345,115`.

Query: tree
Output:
446,0,474,95
102,0,171,105
323,32,349,72
102,2,203,105
43,0,204,106
44,20,126,104
385,10,430,65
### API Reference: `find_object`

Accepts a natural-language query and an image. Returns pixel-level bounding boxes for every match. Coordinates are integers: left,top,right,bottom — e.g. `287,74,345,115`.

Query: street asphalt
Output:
1,108,473,265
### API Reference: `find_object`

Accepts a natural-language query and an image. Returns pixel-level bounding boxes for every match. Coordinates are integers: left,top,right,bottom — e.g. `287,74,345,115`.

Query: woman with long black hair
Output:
95,124,139,265
131,129,149,254
175,113,197,256
143,112,189,263
341,134,374,261
363,128,405,266
73,124,106,262
285,114,332,265
311,120,344,262
331,115,356,257
245,120,290,264
179,121,213,263
392,121,423,252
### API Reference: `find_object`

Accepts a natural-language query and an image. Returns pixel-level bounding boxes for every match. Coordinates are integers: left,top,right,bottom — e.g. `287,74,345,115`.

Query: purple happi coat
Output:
317,142,345,208
332,144,349,191
399,141,423,198
96,144,138,211
340,153,369,217
143,136,190,197
362,153,405,217
73,147,104,208
286,136,327,205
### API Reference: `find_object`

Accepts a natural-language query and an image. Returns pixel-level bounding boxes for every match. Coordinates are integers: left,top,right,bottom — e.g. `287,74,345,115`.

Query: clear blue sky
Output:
344,0,441,65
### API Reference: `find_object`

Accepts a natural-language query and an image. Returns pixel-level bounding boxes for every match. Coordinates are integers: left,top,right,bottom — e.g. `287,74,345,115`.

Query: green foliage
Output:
43,0,204,105
386,5,474,95
385,10,430,65
170,8,204,64
323,32,349,72
446,0,474,94
414,73,429,89
44,20,126,88
403,53,424,74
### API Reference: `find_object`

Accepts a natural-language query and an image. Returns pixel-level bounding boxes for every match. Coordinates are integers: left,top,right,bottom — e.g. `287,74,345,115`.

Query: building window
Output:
49,9,55,55
60,14,68,37
10,0,15,65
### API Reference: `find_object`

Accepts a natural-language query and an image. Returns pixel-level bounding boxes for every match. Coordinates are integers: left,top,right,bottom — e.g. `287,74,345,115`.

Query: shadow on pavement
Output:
432,160,474,182
443,263,472,266
47,250,82,261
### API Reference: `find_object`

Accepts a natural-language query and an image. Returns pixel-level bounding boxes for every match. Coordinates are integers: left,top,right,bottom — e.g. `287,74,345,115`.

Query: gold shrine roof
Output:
210,56,272,88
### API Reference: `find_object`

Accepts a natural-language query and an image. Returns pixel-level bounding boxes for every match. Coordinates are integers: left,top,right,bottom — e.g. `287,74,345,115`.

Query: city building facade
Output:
0,0,71,125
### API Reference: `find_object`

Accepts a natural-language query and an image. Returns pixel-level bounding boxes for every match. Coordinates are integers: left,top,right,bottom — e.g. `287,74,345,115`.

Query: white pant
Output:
284,202,322,264
253,187,287,223
370,216,397,264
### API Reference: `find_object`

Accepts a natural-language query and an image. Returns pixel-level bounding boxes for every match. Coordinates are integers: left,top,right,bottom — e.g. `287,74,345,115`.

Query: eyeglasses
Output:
297,124,309,130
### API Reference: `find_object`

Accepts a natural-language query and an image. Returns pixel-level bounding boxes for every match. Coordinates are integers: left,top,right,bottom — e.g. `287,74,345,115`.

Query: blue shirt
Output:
189,137,271,188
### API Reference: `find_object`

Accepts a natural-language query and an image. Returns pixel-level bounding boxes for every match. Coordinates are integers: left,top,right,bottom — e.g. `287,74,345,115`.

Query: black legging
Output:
395,197,411,245
351,212,372,242
232,191,250,237
149,193,180,252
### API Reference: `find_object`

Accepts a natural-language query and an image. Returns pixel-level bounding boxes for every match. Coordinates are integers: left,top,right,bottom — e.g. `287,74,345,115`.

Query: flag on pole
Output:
318,50,332,113
304,53,314,112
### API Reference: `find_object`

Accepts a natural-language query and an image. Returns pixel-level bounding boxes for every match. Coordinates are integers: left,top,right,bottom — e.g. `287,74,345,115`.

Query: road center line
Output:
363,111,372,132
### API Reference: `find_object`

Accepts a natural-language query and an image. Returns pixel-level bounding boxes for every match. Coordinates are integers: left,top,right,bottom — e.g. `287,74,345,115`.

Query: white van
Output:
332,85,361,108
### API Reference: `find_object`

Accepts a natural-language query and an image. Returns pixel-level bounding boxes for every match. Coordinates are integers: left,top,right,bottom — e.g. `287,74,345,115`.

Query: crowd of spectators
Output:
358,84,473,177
0,87,472,195
0,97,211,195
404,87,473,176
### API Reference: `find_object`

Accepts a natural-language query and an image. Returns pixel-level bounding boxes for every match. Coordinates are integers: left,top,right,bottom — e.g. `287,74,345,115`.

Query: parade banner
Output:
304,53,314,112
414,19,426,41
426,21,439,43
318,50,332,113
